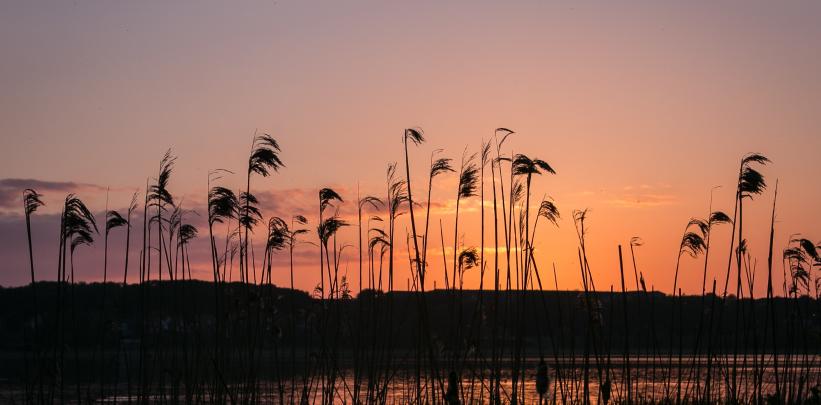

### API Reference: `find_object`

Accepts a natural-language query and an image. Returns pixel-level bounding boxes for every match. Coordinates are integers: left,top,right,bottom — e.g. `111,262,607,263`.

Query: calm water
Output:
84,355,821,404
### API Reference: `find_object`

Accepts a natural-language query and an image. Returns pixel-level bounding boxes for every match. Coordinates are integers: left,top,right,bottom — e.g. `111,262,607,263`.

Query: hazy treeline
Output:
2,281,820,356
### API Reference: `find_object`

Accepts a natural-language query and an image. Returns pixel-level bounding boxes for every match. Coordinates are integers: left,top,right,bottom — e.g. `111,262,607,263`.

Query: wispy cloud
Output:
597,184,678,208
606,193,677,208
0,178,108,213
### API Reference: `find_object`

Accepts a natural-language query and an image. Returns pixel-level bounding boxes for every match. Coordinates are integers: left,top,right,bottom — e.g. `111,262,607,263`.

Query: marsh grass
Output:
8,131,821,405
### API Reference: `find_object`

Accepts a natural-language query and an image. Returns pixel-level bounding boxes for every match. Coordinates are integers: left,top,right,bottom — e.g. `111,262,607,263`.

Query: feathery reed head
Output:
319,187,343,214
739,152,769,199
798,238,819,262
318,216,348,245
208,186,239,225
248,133,284,176
359,195,383,211
512,154,556,177
511,179,525,204
784,242,810,294
178,223,198,245
737,238,747,255
455,149,479,199
430,157,455,179
239,191,262,229
266,217,288,252
404,127,425,145
572,208,591,245
679,231,706,258
481,140,492,168
494,128,514,150
23,189,44,216
63,195,97,255
740,166,767,198
573,209,589,227
537,197,561,227
70,232,94,253
387,165,408,215
63,194,98,235
458,247,479,271
709,210,732,226
688,218,709,237
742,152,770,166
149,149,176,206
458,163,479,199
126,191,139,217
495,127,515,136
106,210,128,234
369,228,390,251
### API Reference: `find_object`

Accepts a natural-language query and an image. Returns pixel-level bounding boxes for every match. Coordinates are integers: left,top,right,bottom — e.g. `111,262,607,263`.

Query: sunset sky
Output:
1,1,819,296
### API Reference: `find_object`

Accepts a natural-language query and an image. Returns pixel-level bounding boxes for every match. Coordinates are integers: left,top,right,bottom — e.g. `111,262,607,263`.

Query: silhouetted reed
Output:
7,130,821,405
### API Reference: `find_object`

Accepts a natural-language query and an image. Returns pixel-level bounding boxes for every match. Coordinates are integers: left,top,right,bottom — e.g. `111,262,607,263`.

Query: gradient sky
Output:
1,1,819,296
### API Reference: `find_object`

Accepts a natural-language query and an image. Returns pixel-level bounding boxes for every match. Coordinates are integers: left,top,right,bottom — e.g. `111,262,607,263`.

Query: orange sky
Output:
1,1,819,296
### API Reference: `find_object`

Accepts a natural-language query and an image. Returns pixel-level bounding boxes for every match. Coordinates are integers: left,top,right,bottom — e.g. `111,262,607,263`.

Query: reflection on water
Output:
91,356,821,404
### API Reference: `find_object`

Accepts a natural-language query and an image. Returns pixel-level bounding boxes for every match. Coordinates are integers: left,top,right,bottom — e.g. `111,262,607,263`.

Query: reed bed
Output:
5,129,820,405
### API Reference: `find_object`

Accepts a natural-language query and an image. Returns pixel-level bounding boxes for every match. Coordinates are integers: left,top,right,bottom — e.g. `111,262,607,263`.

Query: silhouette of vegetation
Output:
5,131,820,405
